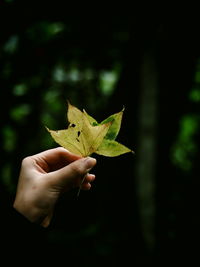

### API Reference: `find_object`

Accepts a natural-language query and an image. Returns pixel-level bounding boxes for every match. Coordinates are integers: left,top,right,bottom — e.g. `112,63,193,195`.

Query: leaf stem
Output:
77,173,87,197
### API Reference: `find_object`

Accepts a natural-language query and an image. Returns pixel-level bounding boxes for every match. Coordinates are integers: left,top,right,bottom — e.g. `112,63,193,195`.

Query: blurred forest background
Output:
1,1,200,265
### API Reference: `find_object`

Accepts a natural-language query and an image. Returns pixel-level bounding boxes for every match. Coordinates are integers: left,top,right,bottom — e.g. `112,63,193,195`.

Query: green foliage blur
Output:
1,2,200,265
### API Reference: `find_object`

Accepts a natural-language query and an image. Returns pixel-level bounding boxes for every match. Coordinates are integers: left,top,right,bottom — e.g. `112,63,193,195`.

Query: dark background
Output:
0,2,200,265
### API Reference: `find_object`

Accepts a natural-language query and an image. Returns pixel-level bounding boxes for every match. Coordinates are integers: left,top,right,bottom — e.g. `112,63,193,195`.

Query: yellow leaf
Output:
46,101,134,157
47,102,111,157
96,139,133,157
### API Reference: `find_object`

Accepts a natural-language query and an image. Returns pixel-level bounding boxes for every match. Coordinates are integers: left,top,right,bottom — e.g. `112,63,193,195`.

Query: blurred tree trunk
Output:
135,41,158,253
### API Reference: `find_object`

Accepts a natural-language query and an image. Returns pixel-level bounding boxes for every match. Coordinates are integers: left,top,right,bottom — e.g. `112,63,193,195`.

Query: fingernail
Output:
84,157,96,171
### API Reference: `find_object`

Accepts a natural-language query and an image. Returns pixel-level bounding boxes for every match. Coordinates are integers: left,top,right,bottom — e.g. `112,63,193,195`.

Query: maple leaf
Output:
46,101,134,157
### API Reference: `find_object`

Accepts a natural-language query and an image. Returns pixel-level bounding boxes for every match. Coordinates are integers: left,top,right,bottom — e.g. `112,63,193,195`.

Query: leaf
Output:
96,139,132,157
46,101,134,157
47,102,112,157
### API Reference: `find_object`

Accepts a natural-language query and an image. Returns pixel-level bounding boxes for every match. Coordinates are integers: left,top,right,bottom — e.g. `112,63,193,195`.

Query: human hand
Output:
13,147,96,227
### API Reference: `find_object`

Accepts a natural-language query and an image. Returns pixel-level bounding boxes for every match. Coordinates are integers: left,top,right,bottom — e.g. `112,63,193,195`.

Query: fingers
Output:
48,157,97,189
81,174,95,190
32,147,82,172
34,147,80,161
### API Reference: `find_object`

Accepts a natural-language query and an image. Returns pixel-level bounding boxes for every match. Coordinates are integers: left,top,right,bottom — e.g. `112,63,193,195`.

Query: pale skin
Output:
13,147,96,227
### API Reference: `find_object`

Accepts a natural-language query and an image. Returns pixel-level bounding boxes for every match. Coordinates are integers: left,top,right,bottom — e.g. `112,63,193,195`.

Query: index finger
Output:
32,147,82,172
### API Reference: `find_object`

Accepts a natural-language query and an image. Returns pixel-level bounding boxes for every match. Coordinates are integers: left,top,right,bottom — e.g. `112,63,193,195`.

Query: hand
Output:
13,147,96,227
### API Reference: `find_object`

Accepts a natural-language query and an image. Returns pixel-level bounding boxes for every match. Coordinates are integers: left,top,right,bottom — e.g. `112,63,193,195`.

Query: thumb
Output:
48,157,97,188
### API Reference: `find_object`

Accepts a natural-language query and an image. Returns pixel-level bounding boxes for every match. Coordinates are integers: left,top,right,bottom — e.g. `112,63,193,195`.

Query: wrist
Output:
13,198,45,225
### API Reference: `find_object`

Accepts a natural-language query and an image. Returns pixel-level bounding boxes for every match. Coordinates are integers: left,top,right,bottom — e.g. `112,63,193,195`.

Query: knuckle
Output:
21,156,31,166
21,156,35,168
